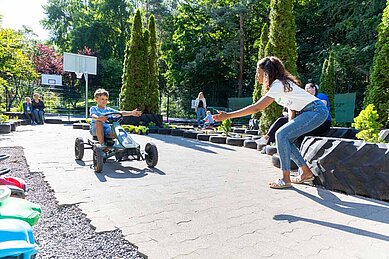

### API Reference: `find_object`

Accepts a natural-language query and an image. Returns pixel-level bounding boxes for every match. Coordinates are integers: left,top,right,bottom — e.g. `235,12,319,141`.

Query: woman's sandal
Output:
269,179,292,189
291,175,315,184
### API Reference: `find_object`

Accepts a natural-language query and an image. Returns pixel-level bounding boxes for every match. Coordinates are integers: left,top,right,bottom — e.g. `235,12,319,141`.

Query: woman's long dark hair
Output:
256,56,300,92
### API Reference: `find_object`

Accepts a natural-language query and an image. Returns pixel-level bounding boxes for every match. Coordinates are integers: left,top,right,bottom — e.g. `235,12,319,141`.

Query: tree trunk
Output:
238,13,244,97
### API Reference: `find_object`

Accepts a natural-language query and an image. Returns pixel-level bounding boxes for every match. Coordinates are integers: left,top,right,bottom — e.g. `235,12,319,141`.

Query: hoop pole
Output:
85,73,89,118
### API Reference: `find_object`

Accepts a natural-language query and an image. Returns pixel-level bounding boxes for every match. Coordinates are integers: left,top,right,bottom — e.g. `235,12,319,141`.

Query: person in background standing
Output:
195,92,207,127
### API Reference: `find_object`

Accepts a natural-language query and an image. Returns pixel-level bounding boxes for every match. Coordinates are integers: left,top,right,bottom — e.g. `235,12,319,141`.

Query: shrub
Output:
0,114,9,123
352,104,384,143
221,119,232,136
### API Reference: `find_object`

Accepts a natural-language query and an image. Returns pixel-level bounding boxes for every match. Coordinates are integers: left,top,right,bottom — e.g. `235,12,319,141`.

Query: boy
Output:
90,88,141,147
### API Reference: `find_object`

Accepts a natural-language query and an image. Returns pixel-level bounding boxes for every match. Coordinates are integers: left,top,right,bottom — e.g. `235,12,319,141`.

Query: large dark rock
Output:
121,114,163,127
300,136,389,201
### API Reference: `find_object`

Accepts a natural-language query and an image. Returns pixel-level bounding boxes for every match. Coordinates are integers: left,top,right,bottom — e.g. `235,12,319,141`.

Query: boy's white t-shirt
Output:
265,79,318,111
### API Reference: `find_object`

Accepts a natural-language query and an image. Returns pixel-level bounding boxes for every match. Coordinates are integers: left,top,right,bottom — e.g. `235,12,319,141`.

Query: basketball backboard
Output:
63,52,97,75
41,74,62,86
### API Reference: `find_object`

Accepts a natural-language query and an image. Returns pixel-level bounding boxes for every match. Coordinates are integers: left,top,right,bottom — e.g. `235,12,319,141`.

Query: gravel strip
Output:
0,147,146,259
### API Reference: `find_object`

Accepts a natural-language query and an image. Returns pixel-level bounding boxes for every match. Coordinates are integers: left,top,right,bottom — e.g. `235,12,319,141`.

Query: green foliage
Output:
265,0,298,75
319,51,336,118
0,29,38,111
352,104,384,143
252,23,268,120
42,0,132,98
147,121,156,127
145,15,160,114
163,123,170,128
120,10,149,112
163,0,269,111
364,0,389,128
0,114,9,123
295,0,386,112
221,118,232,135
122,125,136,133
260,0,296,133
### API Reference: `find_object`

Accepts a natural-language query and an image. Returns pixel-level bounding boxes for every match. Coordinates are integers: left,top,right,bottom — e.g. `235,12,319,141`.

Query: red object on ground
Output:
0,177,26,192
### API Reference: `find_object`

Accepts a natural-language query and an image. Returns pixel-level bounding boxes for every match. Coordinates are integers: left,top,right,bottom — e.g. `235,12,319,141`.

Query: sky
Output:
0,0,50,40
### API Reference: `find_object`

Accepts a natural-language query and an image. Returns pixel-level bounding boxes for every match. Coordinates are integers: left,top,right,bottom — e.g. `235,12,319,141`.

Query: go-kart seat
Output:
92,136,115,146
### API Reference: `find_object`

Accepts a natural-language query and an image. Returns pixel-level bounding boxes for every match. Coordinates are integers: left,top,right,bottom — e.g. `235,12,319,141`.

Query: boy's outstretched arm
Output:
120,108,142,117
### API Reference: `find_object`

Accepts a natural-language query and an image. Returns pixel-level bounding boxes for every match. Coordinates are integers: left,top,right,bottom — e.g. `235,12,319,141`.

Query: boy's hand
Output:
131,109,142,117
99,115,109,122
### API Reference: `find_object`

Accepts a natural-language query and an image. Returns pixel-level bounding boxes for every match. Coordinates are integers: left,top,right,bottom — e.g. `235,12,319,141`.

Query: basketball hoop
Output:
75,72,83,79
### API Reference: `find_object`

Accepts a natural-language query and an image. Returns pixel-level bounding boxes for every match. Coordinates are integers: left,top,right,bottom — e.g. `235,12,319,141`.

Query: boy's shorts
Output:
90,123,112,137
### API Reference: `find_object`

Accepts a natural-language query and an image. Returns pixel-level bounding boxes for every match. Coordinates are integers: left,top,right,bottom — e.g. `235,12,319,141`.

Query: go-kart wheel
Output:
93,145,104,173
75,137,84,160
145,143,158,168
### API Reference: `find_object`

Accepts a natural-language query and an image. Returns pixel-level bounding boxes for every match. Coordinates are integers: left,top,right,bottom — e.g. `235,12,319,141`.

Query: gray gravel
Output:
0,147,146,259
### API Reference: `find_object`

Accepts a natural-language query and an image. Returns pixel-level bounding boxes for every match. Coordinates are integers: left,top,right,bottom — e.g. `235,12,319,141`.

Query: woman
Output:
194,92,207,127
213,56,328,189
32,93,45,125
22,97,35,124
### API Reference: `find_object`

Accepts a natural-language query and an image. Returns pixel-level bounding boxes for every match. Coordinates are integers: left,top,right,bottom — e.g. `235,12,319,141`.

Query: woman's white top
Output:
195,98,207,109
265,79,318,111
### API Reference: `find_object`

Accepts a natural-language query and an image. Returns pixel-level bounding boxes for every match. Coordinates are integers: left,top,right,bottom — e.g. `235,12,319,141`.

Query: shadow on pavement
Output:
273,214,389,242
149,134,236,154
94,160,166,182
272,186,389,242
293,187,389,225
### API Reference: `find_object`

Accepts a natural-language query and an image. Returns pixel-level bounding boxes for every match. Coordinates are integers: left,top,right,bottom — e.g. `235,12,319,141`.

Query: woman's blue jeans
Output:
32,110,44,124
275,100,328,171
196,108,205,126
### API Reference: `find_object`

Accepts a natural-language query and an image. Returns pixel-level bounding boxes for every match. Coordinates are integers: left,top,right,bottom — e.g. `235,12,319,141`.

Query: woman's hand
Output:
213,110,229,122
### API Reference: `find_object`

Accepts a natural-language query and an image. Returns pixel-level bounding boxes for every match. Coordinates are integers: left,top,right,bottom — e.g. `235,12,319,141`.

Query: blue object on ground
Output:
0,218,38,258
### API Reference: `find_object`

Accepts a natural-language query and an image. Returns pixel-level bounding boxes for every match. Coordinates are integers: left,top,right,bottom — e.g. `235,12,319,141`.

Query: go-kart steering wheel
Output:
104,112,123,124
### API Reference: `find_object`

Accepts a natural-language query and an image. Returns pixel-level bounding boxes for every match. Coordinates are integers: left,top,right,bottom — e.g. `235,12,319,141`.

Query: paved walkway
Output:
1,124,389,259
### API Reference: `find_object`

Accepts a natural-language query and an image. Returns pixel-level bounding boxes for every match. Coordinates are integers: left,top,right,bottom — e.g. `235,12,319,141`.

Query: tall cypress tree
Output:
252,23,268,120
319,51,336,118
364,0,389,127
260,0,298,134
146,14,160,114
120,9,148,111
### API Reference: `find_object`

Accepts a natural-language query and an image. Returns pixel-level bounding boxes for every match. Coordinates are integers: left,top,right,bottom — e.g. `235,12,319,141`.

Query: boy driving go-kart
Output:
74,88,159,173
90,88,141,147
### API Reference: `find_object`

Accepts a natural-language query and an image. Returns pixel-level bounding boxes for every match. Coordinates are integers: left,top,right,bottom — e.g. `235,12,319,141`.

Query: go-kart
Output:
74,112,158,173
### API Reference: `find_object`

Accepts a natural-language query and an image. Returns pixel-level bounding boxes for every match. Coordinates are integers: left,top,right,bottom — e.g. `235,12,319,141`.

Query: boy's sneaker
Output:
98,142,108,149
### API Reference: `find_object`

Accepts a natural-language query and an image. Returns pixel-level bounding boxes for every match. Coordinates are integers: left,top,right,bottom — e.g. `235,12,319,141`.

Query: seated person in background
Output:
22,97,35,124
90,88,141,148
32,93,45,124
302,83,332,135
203,110,215,129
256,106,289,145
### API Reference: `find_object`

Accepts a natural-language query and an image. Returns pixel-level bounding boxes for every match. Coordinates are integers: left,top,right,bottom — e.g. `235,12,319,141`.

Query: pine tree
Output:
260,0,298,134
120,9,148,111
252,23,268,120
146,14,160,114
364,0,389,127
319,51,336,118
